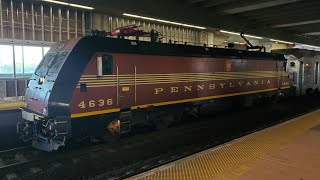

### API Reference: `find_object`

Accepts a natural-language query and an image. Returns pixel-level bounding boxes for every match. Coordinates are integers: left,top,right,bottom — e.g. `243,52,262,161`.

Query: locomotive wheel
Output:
103,130,120,144
104,119,121,143
152,111,175,130
184,105,200,118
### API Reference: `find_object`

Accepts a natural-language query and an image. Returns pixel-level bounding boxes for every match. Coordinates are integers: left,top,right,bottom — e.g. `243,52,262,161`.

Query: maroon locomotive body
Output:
18,35,290,151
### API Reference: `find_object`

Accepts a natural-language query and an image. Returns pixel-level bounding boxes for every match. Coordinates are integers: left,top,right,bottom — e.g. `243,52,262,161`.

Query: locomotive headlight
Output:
38,76,45,85
42,107,47,115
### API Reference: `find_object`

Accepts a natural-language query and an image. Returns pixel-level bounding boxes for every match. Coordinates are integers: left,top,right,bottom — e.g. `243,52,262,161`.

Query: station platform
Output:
0,102,24,111
128,109,320,180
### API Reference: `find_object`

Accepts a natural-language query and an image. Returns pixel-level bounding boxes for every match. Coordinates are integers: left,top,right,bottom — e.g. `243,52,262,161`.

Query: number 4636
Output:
78,99,113,109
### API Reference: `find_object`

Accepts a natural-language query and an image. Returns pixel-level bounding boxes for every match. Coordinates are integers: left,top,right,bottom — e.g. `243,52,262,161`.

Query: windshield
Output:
48,51,70,74
35,51,70,75
35,52,55,75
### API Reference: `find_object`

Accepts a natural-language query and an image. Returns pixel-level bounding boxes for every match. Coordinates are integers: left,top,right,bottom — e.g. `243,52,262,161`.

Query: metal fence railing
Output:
0,78,29,103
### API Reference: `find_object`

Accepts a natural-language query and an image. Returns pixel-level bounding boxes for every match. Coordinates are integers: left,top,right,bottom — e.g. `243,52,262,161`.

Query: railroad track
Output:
0,119,227,179
0,146,44,178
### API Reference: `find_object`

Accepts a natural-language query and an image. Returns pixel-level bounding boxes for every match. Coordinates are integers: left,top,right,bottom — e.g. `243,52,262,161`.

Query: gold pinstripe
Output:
79,74,279,79
78,79,280,88
76,71,288,88
71,108,121,118
78,79,286,88
80,71,282,77
124,75,275,80
77,79,286,88
80,78,276,87
81,73,276,79
79,77,282,84
79,73,277,80
81,76,260,84
79,72,283,80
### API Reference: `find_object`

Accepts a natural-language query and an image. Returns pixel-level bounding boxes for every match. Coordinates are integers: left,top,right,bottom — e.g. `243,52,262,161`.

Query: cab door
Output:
115,57,136,109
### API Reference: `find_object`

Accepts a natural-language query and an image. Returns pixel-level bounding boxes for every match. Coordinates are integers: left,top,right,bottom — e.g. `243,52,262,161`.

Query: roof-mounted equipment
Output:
90,24,163,43
240,32,266,52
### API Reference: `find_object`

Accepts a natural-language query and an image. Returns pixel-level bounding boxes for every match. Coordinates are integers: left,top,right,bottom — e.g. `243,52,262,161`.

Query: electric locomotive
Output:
17,32,291,151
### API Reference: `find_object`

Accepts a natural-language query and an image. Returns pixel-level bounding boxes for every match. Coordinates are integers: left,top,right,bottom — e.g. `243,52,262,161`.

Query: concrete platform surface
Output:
235,128,320,180
127,109,320,180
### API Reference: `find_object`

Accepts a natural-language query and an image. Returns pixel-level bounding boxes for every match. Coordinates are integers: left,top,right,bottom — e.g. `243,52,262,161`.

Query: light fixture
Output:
301,44,320,49
123,13,206,30
270,39,294,45
38,76,45,85
42,0,94,10
294,43,320,51
42,0,67,5
303,32,320,36
233,42,246,45
219,30,263,39
69,3,94,10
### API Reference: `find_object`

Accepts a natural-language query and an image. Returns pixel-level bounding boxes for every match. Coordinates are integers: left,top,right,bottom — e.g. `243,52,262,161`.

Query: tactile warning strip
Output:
129,110,320,180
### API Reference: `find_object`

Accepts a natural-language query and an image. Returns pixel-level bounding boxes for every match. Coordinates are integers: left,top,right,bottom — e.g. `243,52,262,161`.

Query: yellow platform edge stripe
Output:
71,86,290,118
0,102,24,110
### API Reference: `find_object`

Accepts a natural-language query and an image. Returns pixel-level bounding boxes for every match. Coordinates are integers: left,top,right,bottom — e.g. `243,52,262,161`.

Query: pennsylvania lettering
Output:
154,79,271,94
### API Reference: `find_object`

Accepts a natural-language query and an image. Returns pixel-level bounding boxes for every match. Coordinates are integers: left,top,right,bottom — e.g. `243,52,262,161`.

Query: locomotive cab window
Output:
80,84,87,92
97,55,113,76
304,63,311,76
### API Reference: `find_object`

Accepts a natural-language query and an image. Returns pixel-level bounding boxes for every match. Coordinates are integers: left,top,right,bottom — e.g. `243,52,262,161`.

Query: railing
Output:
0,77,29,103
